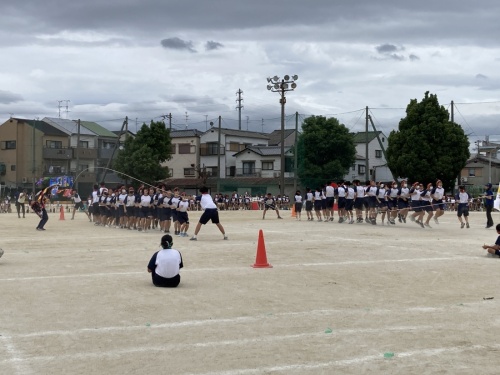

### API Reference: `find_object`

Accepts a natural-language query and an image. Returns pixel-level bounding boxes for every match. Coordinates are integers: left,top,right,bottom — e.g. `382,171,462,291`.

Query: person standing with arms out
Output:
294,190,303,221
16,189,27,218
147,234,184,288
483,183,495,229
190,186,228,241
482,224,500,256
71,189,89,220
456,185,470,229
262,193,283,219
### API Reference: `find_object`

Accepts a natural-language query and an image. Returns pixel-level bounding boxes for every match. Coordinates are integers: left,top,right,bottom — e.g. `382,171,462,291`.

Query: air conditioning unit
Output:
22,177,28,183
461,177,468,183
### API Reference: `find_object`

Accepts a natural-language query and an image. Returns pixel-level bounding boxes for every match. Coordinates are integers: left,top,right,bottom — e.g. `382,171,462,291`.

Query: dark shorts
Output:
398,199,409,209
321,199,327,209
177,211,189,225
422,201,433,212
118,205,126,217
305,201,313,211
171,210,178,222
337,197,345,209
199,208,220,225
411,200,422,212
354,198,364,210
140,206,151,218
160,207,172,221
433,200,445,210
125,206,134,217
264,204,276,211
368,196,377,208
152,273,180,288
295,202,303,212
377,199,387,208
345,199,354,211
99,206,108,216
457,204,469,217
74,201,84,210
386,199,397,210
92,202,100,215
314,200,322,211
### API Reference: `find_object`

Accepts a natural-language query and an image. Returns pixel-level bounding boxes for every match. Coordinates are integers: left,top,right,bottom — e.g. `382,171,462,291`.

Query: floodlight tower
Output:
266,75,298,198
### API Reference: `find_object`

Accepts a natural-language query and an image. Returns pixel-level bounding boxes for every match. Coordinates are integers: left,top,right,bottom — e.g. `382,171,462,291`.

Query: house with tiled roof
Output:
232,145,293,178
161,129,203,179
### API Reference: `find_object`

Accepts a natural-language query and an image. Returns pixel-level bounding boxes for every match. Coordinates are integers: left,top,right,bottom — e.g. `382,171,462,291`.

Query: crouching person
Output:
147,234,183,287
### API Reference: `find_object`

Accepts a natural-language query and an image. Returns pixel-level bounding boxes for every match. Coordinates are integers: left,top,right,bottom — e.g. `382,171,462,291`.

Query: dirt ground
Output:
1,207,500,375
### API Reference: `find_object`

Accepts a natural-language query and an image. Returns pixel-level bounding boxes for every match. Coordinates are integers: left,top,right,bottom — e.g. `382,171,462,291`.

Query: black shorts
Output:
386,199,397,210
337,197,346,209
345,199,354,211
433,200,445,210
354,198,364,210
398,199,409,209
160,207,172,221
74,201,84,210
199,208,220,224
305,201,313,211
177,211,189,224
92,202,100,215
368,196,377,208
411,200,422,212
457,204,469,217
422,201,433,212
314,200,322,211
140,206,151,218
294,202,303,212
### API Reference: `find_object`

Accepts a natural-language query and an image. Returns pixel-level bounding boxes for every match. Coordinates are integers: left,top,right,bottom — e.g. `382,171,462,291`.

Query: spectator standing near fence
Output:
483,183,494,229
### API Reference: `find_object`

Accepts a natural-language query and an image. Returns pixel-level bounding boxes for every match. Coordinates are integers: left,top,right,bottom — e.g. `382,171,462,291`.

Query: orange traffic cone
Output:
59,205,65,220
291,204,296,218
252,229,272,268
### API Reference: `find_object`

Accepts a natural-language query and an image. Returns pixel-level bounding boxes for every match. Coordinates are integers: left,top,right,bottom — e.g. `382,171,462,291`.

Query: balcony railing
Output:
74,147,98,159
43,147,73,160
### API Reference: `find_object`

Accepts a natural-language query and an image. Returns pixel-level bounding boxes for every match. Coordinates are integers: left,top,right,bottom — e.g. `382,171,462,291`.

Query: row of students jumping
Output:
89,183,192,237
292,179,464,228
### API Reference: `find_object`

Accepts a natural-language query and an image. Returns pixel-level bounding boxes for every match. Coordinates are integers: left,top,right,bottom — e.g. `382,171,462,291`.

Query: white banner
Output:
494,183,500,211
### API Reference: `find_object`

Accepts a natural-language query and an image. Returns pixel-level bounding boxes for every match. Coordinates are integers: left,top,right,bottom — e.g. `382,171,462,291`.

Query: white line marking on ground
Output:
0,256,477,282
3,301,494,339
183,344,500,375
0,325,436,364
0,335,33,374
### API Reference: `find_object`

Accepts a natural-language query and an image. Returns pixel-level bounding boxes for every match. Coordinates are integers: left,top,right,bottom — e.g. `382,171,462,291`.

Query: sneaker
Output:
398,215,402,223
434,217,439,224
419,221,425,228
349,220,354,224
330,217,334,221
424,223,432,228
223,236,228,240
190,237,197,241
277,216,283,219
461,222,465,229
409,216,415,222
466,223,470,229
402,217,406,223
338,218,343,223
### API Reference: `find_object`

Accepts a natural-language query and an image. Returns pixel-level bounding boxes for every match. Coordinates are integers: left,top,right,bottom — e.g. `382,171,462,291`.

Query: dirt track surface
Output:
1,209,500,374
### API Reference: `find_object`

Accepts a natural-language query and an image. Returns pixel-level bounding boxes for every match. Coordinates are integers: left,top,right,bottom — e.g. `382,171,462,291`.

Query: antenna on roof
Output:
57,100,70,118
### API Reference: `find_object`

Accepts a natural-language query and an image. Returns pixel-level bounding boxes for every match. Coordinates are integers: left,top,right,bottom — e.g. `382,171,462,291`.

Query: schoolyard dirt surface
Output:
1,208,500,375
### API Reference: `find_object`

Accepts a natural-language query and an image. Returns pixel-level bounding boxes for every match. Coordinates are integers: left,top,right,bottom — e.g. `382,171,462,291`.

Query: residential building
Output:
347,131,394,182
163,129,202,179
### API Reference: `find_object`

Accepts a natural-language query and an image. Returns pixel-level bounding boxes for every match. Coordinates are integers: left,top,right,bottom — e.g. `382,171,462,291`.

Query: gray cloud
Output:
205,40,223,51
160,37,196,52
475,74,488,80
376,44,400,54
409,54,420,61
0,90,23,104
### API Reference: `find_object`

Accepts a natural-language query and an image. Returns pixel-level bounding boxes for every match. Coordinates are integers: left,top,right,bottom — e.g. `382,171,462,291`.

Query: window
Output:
184,168,195,176
79,164,89,171
46,140,62,149
468,168,475,177
375,150,382,158
358,165,366,174
11,165,16,171
79,141,89,148
2,141,16,149
178,143,192,154
48,165,63,174
171,144,176,154
102,141,115,149
243,161,256,175
262,161,274,170
351,164,356,171
228,142,240,152
206,166,218,176
208,143,219,155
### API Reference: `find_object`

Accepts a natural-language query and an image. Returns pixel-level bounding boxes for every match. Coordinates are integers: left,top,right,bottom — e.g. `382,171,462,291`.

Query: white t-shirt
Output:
140,195,152,207
155,249,182,278
325,185,335,197
200,194,217,209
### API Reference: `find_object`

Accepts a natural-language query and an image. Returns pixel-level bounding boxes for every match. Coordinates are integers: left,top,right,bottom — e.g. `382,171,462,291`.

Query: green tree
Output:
113,120,172,185
297,115,356,188
386,92,470,190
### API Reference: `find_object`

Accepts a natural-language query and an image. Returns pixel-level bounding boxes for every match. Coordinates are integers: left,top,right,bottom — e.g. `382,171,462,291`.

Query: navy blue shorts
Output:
305,201,313,211
177,211,189,224
368,196,377,208
433,200,445,210
411,200,422,212
398,199,409,209
314,200,322,211
354,198,364,210
337,197,346,209
294,202,303,212
199,208,220,225
345,199,354,211
457,204,469,217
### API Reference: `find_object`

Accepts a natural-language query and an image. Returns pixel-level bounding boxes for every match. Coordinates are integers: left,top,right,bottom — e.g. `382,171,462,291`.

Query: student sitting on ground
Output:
482,224,500,257
147,234,183,287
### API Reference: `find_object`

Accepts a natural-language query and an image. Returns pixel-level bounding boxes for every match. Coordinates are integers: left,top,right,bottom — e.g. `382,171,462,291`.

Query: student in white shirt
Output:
190,186,228,241
147,235,183,288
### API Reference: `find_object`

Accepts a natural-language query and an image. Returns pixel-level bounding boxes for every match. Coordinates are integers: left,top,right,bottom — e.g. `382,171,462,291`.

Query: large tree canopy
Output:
113,120,172,185
297,115,356,188
386,92,470,190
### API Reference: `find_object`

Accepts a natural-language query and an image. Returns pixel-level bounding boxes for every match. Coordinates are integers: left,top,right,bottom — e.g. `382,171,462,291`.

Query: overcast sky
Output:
1,0,500,145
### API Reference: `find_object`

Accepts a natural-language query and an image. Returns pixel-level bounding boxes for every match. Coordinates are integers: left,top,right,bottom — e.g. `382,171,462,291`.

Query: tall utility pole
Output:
246,116,249,131
76,119,80,191
185,112,189,129
32,118,38,194
365,106,370,181
216,115,222,193
293,111,299,193
236,89,244,130
266,75,298,198
161,113,173,131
